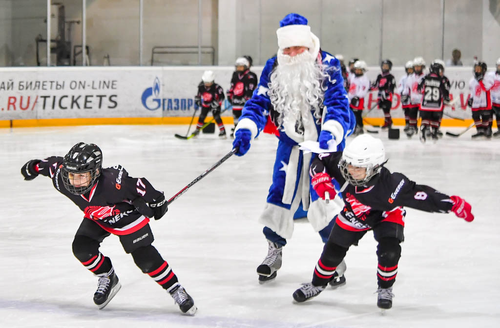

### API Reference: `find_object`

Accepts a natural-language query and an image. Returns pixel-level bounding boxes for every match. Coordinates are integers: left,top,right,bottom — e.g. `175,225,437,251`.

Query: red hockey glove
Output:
311,172,336,201
450,195,474,222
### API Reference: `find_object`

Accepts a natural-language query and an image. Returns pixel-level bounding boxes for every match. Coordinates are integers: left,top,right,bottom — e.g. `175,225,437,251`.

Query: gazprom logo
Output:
141,77,162,111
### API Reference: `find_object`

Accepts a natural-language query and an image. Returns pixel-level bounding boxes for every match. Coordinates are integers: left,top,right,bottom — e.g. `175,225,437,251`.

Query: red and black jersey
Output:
227,70,258,110
310,152,454,232
36,156,164,235
371,73,396,102
196,82,225,109
418,73,450,111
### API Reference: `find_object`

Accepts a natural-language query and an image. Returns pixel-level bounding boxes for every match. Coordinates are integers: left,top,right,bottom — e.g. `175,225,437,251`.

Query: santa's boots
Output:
257,240,283,283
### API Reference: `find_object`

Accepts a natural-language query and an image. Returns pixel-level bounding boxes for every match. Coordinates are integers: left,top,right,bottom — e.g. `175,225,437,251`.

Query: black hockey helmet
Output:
430,61,444,75
61,142,102,195
381,59,392,73
473,61,487,80
243,55,253,68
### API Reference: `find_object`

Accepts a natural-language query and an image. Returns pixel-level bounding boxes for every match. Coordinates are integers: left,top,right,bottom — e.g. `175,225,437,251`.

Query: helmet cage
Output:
339,159,384,187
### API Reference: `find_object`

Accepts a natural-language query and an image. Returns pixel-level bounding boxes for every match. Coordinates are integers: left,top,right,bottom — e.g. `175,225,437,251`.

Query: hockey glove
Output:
211,100,220,109
232,129,252,156
132,198,155,218
350,96,360,108
401,95,409,103
21,159,40,181
149,194,168,220
318,130,336,150
311,172,336,201
450,195,474,222
467,97,473,107
194,96,202,108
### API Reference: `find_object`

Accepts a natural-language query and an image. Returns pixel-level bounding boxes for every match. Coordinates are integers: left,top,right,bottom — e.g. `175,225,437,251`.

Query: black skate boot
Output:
376,287,394,310
403,123,410,132
168,284,197,315
419,126,428,144
328,260,347,288
471,129,485,139
192,129,201,138
293,283,326,302
406,125,416,138
218,130,227,139
431,128,439,143
257,241,282,283
230,127,235,138
494,130,500,138
93,269,121,310
485,127,492,139
436,129,444,138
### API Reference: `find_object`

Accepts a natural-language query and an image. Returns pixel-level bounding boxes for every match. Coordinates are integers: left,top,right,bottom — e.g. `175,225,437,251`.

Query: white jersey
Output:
348,74,370,100
398,74,411,107
468,74,494,110
402,72,425,105
486,71,500,106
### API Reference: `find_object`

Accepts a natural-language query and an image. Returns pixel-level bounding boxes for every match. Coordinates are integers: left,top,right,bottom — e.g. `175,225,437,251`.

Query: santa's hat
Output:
276,13,320,56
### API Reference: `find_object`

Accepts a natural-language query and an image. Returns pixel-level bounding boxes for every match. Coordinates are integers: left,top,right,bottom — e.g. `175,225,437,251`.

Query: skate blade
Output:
258,271,277,284
98,282,122,310
183,305,197,316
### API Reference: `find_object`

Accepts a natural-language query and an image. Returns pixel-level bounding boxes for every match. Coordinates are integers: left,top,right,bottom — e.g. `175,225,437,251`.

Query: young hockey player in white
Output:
402,57,426,138
486,58,500,137
348,60,370,135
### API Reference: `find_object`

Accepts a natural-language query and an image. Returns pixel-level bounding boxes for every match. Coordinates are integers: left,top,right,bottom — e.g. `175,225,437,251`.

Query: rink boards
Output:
0,66,483,128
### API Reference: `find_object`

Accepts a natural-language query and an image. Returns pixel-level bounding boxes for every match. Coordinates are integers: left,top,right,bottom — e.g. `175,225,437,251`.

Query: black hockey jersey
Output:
371,73,396,102
418,73,450,111
37,157,163,235
227,70,257,109
310,152,454,231
196,83,225,109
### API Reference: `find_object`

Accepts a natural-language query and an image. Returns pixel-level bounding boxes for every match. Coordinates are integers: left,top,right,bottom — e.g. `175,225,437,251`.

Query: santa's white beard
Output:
269,51,326,131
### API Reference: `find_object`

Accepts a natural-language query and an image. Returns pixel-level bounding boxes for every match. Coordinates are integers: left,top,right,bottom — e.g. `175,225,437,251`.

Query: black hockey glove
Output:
467,97,473,107
401,95,409,103
195,96,202,107
211,100,220,109
21,159,41,181
149,194,168,220
350,96,360,107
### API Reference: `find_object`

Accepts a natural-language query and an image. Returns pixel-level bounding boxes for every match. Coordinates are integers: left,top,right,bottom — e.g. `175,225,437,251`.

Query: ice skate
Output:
471,130,485,140
168,284,197,315
257,240,282,283
376,287,394,310
406,126,416,138
328,260,347,288
381,121,392,130
292,283,326,303
485,127,492,139
218,130,227,139
93,269,121,310
403,124,410,132
192,129,200,138
419,126,427,144
493,130,500,138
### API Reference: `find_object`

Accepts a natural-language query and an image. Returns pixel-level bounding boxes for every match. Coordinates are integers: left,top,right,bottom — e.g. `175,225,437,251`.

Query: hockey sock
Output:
148,261,179,290
217,123,226,132
81,253,113,275
376,238,401,289
312,242,348,286
131,245,179,290
73,235,112,275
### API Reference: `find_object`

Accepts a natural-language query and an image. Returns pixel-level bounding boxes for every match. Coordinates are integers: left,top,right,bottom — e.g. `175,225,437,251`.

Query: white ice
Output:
1,125,499,328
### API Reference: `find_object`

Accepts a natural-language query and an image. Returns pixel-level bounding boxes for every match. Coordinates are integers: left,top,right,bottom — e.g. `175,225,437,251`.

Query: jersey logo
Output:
379,78,387,87
84,206,120,220
234,82,244,96
388,179,405,204
475,85,482,97
115,166,124,190
492,80,500,91
345,193,372,219
202,93,213,103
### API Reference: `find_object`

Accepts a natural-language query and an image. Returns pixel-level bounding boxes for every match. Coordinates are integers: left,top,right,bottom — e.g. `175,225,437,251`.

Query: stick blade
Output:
174,134,189,140
365,129,379,134
445,132,460,137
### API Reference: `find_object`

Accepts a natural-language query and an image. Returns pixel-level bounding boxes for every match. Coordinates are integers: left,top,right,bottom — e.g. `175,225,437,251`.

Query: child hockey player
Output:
20,142,197,315
486,58,500,137
194,70,227,138
402,57,426,138
348,60,370,135
417,60,450,143
398,60,413,132
292,134,474,309
371,59,396,129
227,57,258,137
468,61,494,138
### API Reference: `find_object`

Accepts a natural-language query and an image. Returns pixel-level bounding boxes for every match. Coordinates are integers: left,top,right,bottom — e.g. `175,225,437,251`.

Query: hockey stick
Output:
175,105,233,140
445,123,475,137
174,108,198,139
362,119,379,134
167,148,238,205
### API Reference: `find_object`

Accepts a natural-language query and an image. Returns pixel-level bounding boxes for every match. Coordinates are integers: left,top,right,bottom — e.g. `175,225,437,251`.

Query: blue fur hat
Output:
279,13,308,27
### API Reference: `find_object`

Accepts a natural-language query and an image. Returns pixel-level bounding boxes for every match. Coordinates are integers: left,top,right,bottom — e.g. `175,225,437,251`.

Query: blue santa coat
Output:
240,51,355,213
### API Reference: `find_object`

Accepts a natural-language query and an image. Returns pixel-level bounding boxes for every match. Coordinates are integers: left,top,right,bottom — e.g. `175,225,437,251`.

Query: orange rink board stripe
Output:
0,117,494,128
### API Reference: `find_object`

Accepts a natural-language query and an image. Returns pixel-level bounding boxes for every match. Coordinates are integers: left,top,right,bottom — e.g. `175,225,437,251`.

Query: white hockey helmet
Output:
413,57,426,67
496,58,500,66
201,70,215,83
434,59,445,67
353,60,367,71
235,57,250,68
335,54,344,61
405,60,414,69
339,134,386,186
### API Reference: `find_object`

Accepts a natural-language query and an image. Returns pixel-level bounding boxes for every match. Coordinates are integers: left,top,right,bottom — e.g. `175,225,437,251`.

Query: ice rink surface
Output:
1,124,499,328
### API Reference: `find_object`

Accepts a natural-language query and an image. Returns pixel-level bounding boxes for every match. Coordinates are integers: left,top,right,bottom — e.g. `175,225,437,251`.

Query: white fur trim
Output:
309,32,320,58
322,119,344,145
277,25,314,50
307,194,343,232
234,118,258,139
259,203,295,240
282,147,300,205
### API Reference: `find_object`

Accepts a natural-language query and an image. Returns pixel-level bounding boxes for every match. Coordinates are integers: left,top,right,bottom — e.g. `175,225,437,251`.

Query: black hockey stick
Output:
445,123,475,137
167,147,238,205
175,105,233,140
174,108,198,139
362,119,379,134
